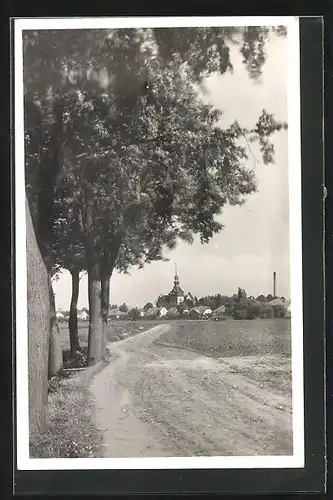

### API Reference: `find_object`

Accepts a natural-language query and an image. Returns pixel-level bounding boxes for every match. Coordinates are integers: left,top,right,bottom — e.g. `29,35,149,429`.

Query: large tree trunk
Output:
99,239,121,359
26,198,49,434
87,259,103,365
28,97,65,378
69,268,80,358
48,278,63,377
101,272,111,359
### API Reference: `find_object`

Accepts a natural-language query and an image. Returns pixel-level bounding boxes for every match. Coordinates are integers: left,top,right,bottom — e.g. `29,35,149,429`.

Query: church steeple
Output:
174,263,179,286
169,263,184,306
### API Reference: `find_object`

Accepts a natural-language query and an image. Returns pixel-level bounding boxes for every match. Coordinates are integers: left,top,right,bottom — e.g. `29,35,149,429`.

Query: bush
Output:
62,347,88,369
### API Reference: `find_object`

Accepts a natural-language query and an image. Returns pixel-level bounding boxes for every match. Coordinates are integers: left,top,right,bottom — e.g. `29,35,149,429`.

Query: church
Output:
168,266,185,307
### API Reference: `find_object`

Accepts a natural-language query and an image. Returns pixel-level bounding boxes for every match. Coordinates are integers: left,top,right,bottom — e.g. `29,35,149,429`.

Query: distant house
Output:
184,292,194,304
189,305,212,319
182,307,190,318
56,311,65,320
77,310,89,321
137,309,145,318
108,309,122,321
159,306,168,318
268,298,287,318
212,305,229,321
233,306,247,320
200,306,212,318
188,307,201,320
268,298,285,307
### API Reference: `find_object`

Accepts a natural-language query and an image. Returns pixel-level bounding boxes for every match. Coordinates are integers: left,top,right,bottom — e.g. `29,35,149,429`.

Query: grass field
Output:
60,317,291,358
59,319,163,351
154,318,292,395
154,318,291,358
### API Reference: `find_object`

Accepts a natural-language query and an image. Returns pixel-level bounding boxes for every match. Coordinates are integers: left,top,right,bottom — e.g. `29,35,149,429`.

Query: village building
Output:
159,306,168,318
212,305,229,321
137,309,145,318
77,309,89,321
168,267,185,307
108,309,122,320
189,306,212,320
268,297,287,318
188,307,201,320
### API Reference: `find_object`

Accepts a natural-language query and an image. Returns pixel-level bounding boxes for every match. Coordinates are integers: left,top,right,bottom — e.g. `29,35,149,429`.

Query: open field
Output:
155,318,291,358
90,319,293,457
59,319,163,351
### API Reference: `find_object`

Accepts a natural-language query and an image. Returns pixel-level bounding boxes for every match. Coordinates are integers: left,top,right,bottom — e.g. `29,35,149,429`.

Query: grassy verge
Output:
30,362,106,458
31,321,160,458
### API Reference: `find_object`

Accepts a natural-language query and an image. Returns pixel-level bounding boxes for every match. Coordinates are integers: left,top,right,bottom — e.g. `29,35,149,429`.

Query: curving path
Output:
90,324,293,457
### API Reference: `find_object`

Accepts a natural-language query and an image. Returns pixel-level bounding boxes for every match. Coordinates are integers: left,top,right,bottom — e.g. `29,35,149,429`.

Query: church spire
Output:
174,263,179,285
169,262,184,306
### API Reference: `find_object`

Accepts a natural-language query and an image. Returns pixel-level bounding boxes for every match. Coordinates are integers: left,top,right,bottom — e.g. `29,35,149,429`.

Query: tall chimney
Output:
273,271,276,298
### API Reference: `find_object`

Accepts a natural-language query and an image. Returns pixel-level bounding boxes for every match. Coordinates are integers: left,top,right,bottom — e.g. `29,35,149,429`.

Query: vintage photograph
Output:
15,17,303,470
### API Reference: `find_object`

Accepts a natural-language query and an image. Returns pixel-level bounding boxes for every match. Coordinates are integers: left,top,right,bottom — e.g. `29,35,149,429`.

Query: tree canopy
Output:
23,25,287,365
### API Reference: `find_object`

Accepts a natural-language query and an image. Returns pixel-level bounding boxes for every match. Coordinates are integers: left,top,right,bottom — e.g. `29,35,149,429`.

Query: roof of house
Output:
268,298,285,306
196,305,212,314
109,309,123,317
213,305,227,314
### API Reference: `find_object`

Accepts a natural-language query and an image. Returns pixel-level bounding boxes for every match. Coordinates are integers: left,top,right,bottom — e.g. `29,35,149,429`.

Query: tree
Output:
144,302,153,312
52,186,87,358
24,26,287,367
156,294,172,308
119,303,128,313
266,294,274,302
128,307,140,320
256,294,267,302
238,287,247,300
185,296,194,309
26,197,49,434
25,92,66,377
177,303,186,316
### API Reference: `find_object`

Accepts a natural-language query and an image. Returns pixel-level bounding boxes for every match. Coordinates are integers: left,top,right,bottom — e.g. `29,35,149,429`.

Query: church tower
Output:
169,265,185,306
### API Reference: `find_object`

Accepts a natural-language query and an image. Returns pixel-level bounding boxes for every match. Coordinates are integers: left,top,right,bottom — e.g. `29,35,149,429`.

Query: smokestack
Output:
273,271,276,298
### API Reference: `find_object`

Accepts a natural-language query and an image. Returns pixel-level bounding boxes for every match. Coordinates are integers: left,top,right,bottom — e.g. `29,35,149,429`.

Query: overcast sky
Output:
54,32,290,311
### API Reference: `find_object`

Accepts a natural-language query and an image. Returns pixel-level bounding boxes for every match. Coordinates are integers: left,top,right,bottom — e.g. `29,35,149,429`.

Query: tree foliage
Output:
23,25,287,364
119,303,128,313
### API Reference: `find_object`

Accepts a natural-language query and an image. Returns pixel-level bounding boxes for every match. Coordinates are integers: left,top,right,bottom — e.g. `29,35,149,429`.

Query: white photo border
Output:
14,15,304,471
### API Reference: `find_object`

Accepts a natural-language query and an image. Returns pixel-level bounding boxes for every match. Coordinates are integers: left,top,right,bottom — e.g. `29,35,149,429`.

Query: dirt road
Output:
90,324,293,457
